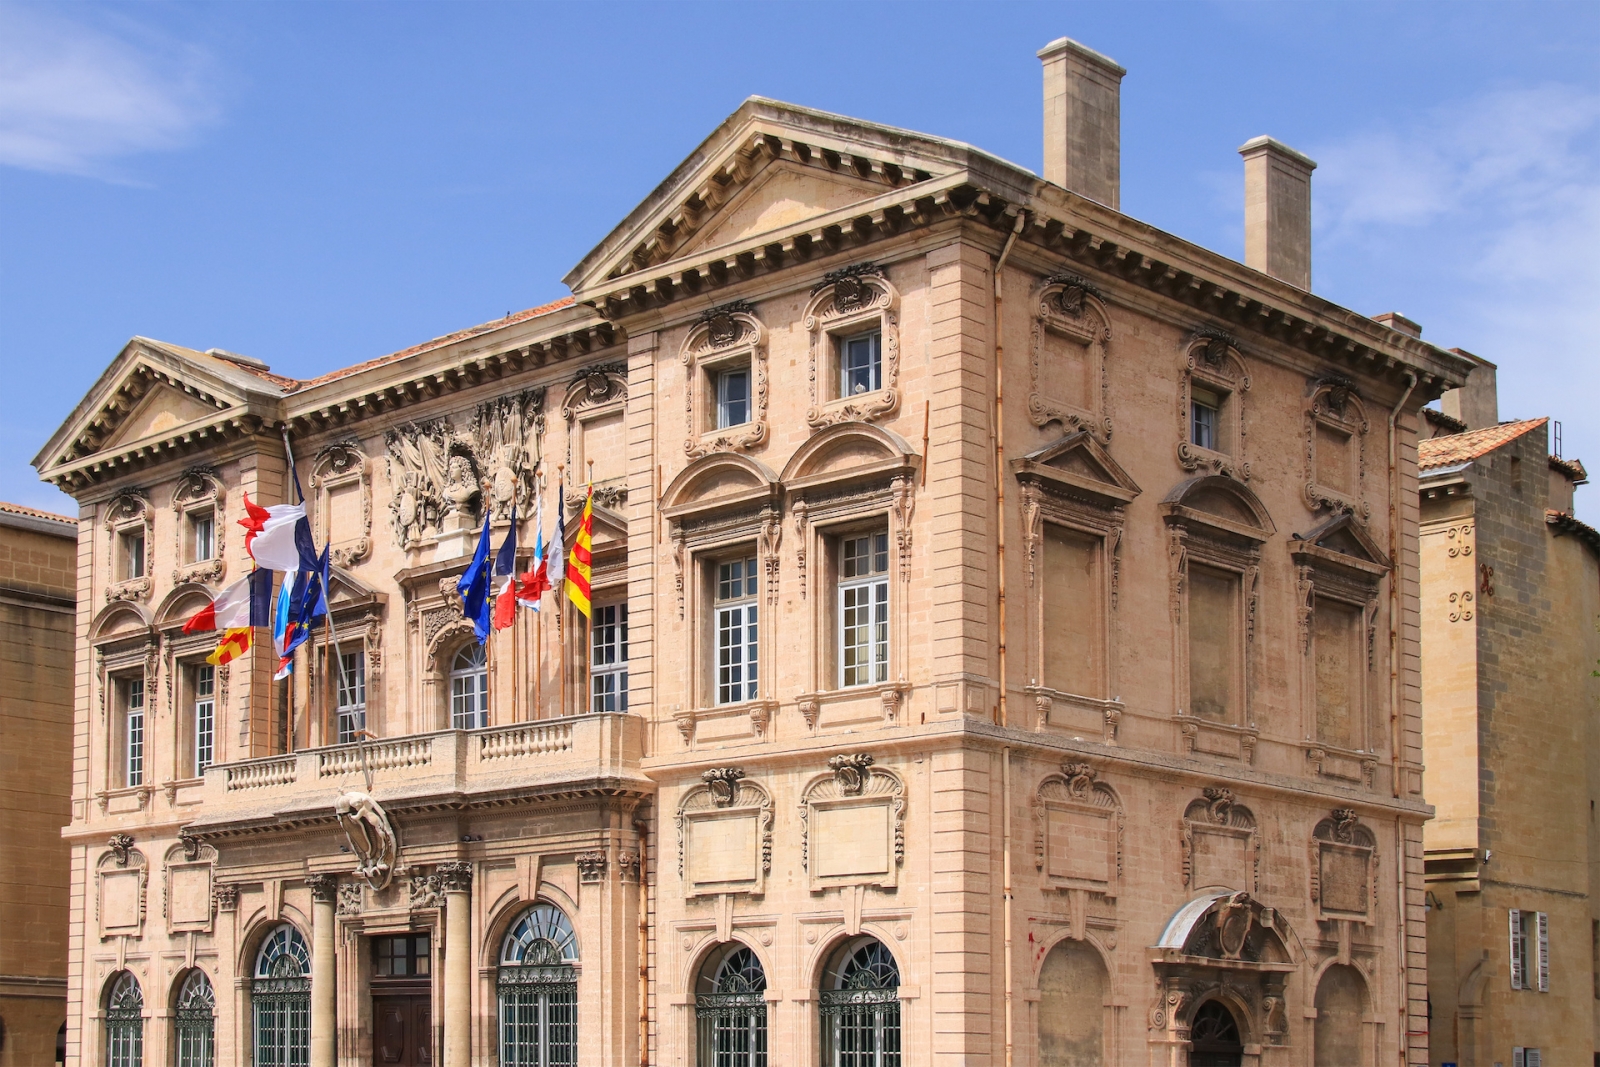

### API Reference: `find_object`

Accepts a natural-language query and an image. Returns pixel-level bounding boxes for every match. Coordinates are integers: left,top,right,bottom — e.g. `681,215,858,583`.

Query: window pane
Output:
126,679,145,787
717,368,750,428
193,515,214,561
591,603,629,714
337,651,366,744
194,665,215,774
840,331,882,397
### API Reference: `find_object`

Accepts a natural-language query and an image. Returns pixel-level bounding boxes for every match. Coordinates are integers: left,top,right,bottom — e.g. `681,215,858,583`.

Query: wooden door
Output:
373,995,432,1065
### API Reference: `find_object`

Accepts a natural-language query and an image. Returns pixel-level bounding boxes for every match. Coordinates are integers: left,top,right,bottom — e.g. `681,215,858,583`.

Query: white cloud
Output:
0,3,217,176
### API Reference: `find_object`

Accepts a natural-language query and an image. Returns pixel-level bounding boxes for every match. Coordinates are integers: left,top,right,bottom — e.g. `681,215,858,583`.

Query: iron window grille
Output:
716,558,759,705
820,942,900,1067
253,925,310,1067
174,970,215,1067
498,904,580,1067
590,603,629,713
696,947,767,1067
105,972,144,1067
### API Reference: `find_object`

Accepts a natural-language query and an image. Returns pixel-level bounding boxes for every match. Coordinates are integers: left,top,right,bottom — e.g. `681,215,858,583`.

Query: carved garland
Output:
803,264,901,428
104,489,155,602
1028,275,1113,440
1177,331,1251,481
682,301,769,459
310,441,373,567
1303,377,1371,519
170,468,225,586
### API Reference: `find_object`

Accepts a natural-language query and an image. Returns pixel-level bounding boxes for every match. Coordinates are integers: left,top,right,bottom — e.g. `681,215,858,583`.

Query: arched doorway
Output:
1188,1000,1243,1067
496,902,579,1067
1038,939,1108,1066
104,971,144,1067
1314,964,1368,1066
173,969,215,1067
252,924,310,1066
819,938,901,1067
695,943,767,1067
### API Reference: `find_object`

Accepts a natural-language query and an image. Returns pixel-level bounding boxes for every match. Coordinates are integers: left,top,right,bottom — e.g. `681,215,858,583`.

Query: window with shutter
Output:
1510,908,1525,990
1537,911,1550,992
1528,1048,1542,1067
1513,1047,1527,1067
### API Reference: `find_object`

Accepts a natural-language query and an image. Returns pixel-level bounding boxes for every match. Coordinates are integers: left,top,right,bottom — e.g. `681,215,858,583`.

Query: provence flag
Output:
566,486,593,618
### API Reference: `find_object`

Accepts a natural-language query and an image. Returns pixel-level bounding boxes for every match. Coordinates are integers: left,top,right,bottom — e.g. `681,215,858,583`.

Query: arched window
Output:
451,644,488,729
695,944,767,1066
820,939,900,1067
1037,939,1108,1066
497,903,578,1067
1314,964,1368,1066
174,970,215,1067
104,972,143,1067
253,925,310,1067
1188,1000,1243,1067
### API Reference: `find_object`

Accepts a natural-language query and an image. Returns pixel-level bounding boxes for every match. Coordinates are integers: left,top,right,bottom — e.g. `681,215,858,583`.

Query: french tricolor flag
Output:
490,504,520,631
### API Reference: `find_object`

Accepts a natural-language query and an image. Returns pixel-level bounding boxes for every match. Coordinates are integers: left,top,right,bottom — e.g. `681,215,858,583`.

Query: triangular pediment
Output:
564,97,1011,297
1012,431,1140,506
34,337,291,492
1292,513,1391,572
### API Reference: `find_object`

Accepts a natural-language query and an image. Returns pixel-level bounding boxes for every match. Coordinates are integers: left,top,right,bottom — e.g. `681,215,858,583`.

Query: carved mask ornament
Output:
702,767,745,807
828,753,875,796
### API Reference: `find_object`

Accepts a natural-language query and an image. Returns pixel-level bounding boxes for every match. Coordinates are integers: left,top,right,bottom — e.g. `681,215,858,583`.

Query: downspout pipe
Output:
1386,369,1417,1067
992,210,1025,1067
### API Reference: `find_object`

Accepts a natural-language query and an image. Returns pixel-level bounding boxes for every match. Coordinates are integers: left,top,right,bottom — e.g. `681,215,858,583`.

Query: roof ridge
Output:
1418,417,1548,470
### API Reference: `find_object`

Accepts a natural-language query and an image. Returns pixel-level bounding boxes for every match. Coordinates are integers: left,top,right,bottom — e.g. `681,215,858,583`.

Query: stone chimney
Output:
1372,312,1421,338
1239,136,1316,290
1439,348,1499,430
1039,37,1126,209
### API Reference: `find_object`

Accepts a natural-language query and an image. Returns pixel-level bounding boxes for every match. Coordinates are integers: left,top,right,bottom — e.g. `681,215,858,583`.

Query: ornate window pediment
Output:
677,768,773,898
681,301,769,459
1180,788,1259,894
1161,475,1274,545
1028,274,1113,440
803,264,901,429
800,754,905,892
1303,376,1371,519
1033,762,1123,899
1012,430,1139,510
170,467,226,586
310,440,373,568
563,362,628,509
1177,331,1251,481
104,488,155,603
1309,809,1379,923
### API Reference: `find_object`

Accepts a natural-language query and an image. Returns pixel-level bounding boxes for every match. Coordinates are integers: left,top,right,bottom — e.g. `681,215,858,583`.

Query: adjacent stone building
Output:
0,501,77,1064
35,39,1471,1067
1419,359,1600,1067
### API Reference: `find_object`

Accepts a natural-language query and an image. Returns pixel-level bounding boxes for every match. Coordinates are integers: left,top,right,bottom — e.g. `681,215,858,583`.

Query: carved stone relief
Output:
1029,274,1112,440
1310,809,1379,921
97,843,148,938
1180,788,1259,894
682,301,768,459
385,418,461,549
1177,331,1251,480
800,756,905,891
804,264,901,428
1033,762,1124,898
677,775,773,898
471,387,545,523
310,441,373,567
1303,377,1371,518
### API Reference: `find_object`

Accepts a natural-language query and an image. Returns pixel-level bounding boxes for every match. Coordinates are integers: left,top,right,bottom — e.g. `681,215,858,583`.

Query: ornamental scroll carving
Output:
1033,762,1123,898
677,774,772,898
1310,808,1379,921
171,468,226,586
104,489,154,602
682,301,769,459
1181,788,1259,894
800,757,905,891
1177,331,1251,481
1303,376,1371,519
1029,275,1112,440
310,441,372,567
804,264,901,428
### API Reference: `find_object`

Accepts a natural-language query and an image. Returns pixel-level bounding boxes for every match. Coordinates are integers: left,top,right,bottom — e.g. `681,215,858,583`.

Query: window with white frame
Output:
336,650,366,743
450,644,488,730
1513,1048,1543,1067
121,528,146,580
122,677,146,788
716,367,751,429
192,665,215,775
838,330,882,397
715,558,758,706
189,511,215,562
1510,908,1550,992
590,603,628,713
1190,385,1221,451
838,533,890,689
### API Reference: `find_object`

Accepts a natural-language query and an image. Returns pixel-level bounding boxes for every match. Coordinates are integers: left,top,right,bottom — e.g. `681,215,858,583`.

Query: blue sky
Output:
3,1,1597,514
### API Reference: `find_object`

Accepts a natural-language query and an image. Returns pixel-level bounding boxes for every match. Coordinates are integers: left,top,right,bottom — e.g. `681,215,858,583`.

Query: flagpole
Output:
557,464,567,718
534,468,545,722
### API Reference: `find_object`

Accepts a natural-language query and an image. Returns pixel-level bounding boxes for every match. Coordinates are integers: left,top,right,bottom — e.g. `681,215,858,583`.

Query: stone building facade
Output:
35,40,1471,1067
1419,361,1600,1067
0,501,77,1064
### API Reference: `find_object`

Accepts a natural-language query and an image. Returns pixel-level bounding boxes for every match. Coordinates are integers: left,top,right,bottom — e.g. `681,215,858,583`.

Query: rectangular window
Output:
1190,386,1221,451
1513,1048,1542,1067
193,665,215,775
121,530,146,580
449,645,488,730
1510,909,1549,992
372,934,431,978
839,330,882,398
715,559,758,705
590,603,629,713
124,678,145,787
716,367,750,429
838,533,890,688
1188,565,1238,722
1041,524,1101,697
336,650,367,744
1314,598,1363,749
190,512,215,562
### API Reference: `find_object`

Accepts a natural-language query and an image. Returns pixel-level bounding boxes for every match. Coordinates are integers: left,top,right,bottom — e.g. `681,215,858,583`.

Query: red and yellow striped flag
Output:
208,627,252,666
566,486,594,618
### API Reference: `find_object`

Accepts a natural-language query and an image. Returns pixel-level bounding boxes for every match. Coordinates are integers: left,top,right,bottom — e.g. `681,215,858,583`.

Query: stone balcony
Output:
186,712,648,838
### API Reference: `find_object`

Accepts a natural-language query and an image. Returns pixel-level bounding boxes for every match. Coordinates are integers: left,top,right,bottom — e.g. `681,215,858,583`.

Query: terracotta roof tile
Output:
0,500,75,525
1549,454,1589,484
1417,418,1547,471
294,297,576,391
1548,509,1600,556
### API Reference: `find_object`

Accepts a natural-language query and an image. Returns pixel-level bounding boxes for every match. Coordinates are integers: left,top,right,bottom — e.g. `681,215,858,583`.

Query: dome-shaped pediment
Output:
661,453,779,520
90,601,152,643
780,423,917,491
1161,475,1274,542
